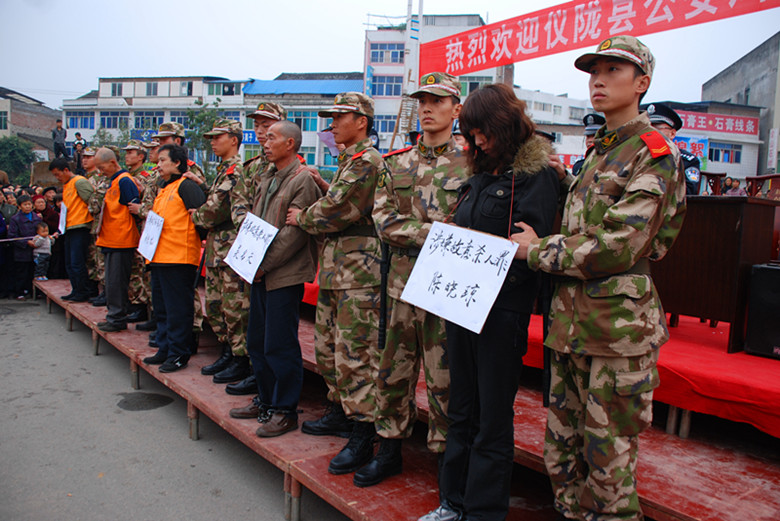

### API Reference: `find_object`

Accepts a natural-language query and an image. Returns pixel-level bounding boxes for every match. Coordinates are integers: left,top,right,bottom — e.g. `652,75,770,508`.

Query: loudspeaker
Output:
745,263,780,359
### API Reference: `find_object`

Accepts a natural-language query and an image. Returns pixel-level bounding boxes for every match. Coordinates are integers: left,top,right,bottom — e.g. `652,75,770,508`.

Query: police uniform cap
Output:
583,113,606,136
643,103,682,131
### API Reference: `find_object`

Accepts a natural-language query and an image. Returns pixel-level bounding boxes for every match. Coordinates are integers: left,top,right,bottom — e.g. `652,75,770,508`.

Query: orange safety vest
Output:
62,175,93,229
96,172,140,249
151,177,201,266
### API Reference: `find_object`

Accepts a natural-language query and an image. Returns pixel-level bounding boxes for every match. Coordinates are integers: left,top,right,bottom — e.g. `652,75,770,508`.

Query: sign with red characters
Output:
420,0,780,77
677,110,759,136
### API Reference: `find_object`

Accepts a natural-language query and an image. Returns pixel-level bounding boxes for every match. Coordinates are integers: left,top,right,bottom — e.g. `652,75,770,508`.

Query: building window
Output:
709,142,742,164
134,111,165,129
374,115,396,134
459,75,492,96
243,144,262,162
111,82,123,97
208,83,239,96
66,111,95,130
533,101,552,112
370,43,405,64
146,82,158,96
553,105,562,116
0,111,7,130
299,146,316,165
180,81,193,96
372,76,403,97
288,110,318,132
323,150,338,166
569,107,585,121
222,83,238,96
169,111,190,129
219,110,241,122
99,111,129,129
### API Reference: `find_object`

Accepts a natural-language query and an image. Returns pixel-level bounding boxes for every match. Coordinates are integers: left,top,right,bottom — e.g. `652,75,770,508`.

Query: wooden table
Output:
651,196,780,352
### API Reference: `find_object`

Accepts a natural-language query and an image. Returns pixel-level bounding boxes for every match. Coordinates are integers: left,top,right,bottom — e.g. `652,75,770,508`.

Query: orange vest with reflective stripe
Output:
96,172,140,248
62,175,93,229
151,177,200,266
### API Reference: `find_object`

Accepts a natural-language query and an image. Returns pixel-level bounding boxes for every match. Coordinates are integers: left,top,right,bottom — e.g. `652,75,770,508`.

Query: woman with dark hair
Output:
420,83,559,521
142,144,206,373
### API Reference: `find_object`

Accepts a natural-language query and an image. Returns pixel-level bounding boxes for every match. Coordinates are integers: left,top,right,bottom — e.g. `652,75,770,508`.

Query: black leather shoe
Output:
328,422,374,475
91,295,107,307
148,333,158,348
89,292,104,304
301,401,353,438
159,355,189,373
135,320,157,332
201,345,232,376
60,293,75,301
353,438,402,487
68,294,90,303
213,355,251,384
99,321,127,333
125,307,148,323
226,375,257,395
143,350,168,365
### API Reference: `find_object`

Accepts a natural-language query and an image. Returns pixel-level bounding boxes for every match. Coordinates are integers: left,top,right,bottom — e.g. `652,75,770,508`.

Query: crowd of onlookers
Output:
0,184,66,299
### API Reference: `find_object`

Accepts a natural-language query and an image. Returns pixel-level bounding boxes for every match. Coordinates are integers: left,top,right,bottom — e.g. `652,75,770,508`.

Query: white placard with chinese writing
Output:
225,212,279,283
58,203,67,234
400,221,518,334
137,210,164,261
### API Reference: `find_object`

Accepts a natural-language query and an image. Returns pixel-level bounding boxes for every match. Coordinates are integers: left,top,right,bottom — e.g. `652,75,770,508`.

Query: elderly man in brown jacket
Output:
229,120,322,437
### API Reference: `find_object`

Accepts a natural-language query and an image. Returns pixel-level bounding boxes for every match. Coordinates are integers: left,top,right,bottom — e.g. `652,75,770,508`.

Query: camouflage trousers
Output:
315,287,380,422
128,251,150,306
87,236,103,284
544,349,660,521
375,298,449,453
204,265,249,357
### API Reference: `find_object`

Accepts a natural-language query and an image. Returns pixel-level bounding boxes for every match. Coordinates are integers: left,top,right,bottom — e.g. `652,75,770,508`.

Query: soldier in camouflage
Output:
190,119,252,384
512,36,687,521
85,146,110,306
122,140,151,323
365,72,469,488
286,92,387,474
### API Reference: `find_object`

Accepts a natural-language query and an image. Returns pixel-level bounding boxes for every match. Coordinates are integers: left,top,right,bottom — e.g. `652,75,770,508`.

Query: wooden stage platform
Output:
34,279,780,521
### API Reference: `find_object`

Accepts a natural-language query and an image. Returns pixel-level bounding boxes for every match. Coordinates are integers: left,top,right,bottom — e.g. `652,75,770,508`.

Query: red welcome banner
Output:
420,0,780,76
678,110,760,135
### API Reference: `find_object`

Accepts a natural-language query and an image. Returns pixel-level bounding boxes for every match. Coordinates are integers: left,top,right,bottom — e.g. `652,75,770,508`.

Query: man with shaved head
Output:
228,120,321,438
93,147,141,332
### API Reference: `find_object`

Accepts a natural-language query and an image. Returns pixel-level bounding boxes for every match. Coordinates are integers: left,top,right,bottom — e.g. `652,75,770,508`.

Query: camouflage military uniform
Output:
127,164,151,308
372,138,469,452
527,113,686,521
244,148,270,194
87,169,110,284
191,153,250,357
296,138,385,422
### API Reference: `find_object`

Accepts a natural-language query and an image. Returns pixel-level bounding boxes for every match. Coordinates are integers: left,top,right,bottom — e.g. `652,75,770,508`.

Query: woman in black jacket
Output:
420,83,559,521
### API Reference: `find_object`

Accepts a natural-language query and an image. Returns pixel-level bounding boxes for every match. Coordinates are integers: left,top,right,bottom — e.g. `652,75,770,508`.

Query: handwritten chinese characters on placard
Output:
400,221,518,334
137,210,164,261
225,212,278,283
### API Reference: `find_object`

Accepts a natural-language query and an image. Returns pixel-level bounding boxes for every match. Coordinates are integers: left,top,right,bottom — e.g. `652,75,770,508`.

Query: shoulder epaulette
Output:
187,159,196,167
297,154,306,165
383,146,413,159
243,155,261,166
639,131,672,158
225,164,237,175
352,150,367,160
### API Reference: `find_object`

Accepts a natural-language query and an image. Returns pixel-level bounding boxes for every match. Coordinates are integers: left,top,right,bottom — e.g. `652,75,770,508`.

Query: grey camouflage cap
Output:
411,72,461,99
203,118,243,138
152,122,186,138
248,102,286,121
318,92,374,118
574,35,655,79
121,139,144,151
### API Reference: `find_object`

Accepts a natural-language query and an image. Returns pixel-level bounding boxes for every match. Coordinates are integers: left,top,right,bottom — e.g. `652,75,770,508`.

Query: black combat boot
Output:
213,355,251,384
328,421,375,475
353,438,402,487
201,345,232,376
301,401,353,437
225,375,257,395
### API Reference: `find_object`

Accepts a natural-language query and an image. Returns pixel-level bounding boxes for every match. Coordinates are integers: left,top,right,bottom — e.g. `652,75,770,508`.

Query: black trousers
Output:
439,309,530,521
246,280,304,417
151,265,196,359
103,249,133,325
14,260,34,297
64,227,90,297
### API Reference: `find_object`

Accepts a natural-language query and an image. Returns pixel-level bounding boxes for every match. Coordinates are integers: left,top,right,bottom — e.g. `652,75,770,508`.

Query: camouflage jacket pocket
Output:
584,274,649,300
393,173,415,214
614,366,659,397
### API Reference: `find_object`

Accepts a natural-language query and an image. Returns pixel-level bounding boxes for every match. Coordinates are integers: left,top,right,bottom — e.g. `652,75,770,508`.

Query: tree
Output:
187,98,222,181
0,136,36,184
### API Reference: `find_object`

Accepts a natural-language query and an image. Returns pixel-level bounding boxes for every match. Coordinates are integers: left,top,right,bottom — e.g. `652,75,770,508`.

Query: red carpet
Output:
524,314,780,438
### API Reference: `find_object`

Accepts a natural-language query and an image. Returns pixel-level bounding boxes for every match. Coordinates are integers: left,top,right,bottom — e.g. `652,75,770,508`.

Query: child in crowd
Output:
8,195,42,299
32,222,56,281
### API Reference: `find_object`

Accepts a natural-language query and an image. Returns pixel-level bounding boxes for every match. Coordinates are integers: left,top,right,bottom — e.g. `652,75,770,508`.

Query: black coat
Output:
454,135,560,313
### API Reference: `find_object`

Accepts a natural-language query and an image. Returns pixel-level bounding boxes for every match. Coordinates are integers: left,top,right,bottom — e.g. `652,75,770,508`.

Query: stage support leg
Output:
669,313,679,328
65,310,73,331
290,477,301,521
188,402,200,441
130,360,140,390
284,472,292,520
92,330,100,355
47,297,52,314
679,409,692,439
666,406,680,435
709,319,718,328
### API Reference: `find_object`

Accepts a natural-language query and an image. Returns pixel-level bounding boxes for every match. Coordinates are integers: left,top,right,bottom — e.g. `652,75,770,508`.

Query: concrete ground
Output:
0,297,349,521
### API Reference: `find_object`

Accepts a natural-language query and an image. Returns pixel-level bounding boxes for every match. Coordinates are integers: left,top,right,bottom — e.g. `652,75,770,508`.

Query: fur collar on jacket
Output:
510,134,554,177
